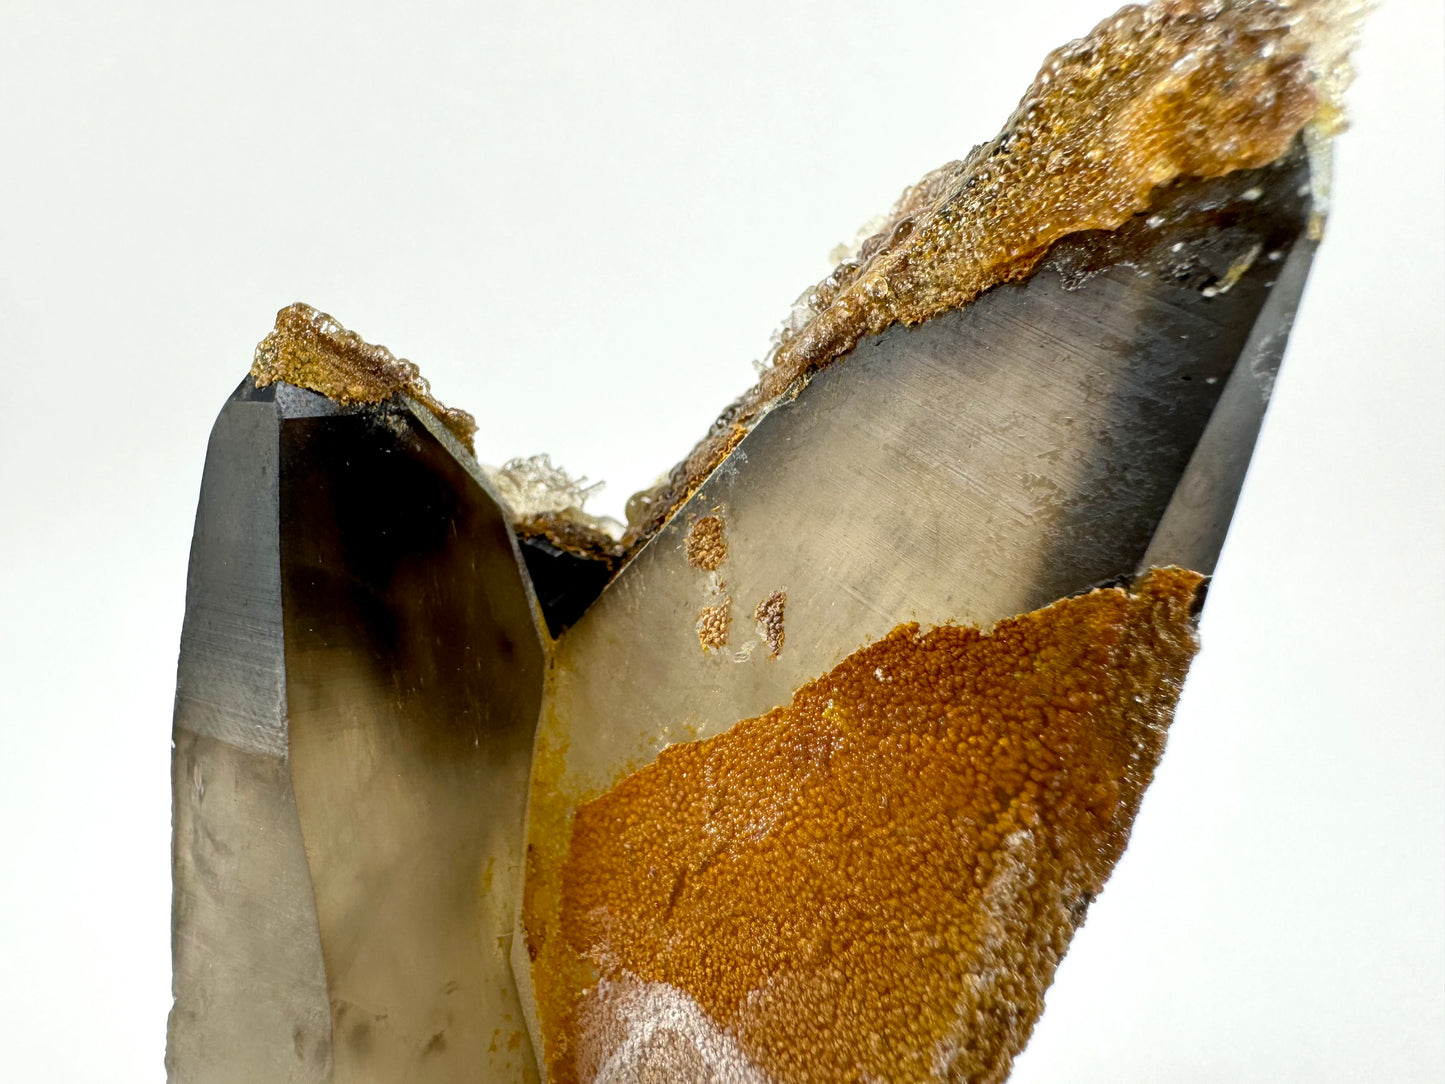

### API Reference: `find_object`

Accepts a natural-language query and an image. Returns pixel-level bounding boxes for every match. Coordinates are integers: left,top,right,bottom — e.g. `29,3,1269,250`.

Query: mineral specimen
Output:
517,155,1322,1082
516,2,1360,1081
168,1,1361,1081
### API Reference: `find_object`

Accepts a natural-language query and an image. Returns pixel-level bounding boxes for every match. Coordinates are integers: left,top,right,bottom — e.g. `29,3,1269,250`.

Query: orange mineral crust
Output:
250,302,479,450
536,568,1204,1084
621,0,1359,549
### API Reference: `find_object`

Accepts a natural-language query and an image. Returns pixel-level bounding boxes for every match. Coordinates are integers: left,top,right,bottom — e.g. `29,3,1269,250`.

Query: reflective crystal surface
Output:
169,382,545,1082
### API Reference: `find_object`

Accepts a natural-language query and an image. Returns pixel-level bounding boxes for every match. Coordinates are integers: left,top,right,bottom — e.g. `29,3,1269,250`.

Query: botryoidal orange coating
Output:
537,568,1203,1083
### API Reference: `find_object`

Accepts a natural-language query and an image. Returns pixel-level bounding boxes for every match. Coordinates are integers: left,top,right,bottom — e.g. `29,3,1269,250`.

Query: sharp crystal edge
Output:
168,380,546,1082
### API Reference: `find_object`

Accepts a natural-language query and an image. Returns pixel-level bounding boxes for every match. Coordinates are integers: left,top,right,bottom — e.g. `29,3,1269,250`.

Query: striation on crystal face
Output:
169,1,1362,1081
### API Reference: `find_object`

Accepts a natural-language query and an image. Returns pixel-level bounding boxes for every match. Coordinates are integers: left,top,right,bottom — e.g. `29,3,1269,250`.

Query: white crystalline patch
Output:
482,452,624,538
1296,0,1371,119
828,210,894,267
930,830,1039,1083
576,973,775,1084
484,453,604,517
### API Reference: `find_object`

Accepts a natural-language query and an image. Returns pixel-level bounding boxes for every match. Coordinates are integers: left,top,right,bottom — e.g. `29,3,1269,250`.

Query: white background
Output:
1,1,1441,1080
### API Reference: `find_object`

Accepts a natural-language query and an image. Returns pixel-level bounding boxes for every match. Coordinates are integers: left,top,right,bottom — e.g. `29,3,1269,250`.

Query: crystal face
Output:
169,384,544,1082
169,1,1361,1080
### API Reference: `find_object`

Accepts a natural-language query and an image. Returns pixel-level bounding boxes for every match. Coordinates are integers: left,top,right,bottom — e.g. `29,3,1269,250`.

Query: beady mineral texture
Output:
169,1,1361,1082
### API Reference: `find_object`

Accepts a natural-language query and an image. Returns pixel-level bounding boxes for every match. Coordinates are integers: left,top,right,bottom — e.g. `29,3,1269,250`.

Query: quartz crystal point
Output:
168,1,1360,1081
168,380,545,1082
517,0,1363,1074
519,148,1323,1084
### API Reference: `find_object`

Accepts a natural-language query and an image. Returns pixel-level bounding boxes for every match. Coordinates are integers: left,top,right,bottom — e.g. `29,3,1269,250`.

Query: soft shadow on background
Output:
0,1,1441,1080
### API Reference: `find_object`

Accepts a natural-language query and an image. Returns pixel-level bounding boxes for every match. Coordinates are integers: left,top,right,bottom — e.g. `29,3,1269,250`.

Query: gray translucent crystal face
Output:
169,380,545,1083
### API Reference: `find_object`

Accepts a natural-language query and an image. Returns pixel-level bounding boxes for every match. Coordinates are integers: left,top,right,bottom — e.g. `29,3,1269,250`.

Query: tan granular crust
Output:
695,601,732,651
251,302,479,451
755,590,787,658
536,568,1203,1084
685,515,728,571
620,0,1348,551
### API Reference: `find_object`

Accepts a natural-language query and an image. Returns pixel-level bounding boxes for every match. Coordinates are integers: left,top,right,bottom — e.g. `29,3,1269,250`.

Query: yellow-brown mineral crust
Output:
622,0,1360,549
685,515,728,572
251,302,478,450
538,568,1204,1083
696,600,732,651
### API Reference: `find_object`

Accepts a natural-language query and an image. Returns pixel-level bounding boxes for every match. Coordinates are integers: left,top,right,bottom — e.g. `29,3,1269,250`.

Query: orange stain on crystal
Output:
537,568,1203,1083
